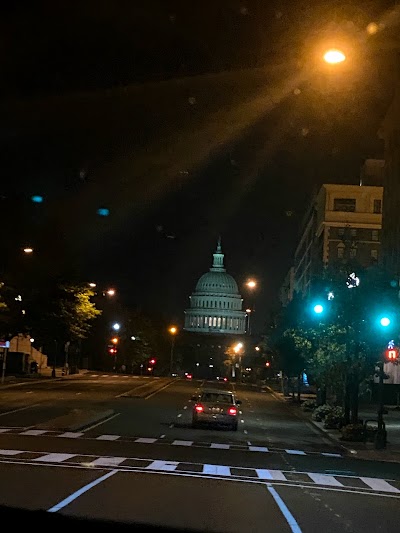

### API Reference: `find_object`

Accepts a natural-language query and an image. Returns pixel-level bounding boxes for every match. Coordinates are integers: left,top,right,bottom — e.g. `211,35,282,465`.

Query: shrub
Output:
324,406,344,429
340,423,365,442
312,404,333,421
301,399,317,412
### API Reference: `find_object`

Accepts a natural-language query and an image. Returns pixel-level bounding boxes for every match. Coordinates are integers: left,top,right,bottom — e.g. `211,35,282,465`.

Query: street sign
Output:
0,341,10,348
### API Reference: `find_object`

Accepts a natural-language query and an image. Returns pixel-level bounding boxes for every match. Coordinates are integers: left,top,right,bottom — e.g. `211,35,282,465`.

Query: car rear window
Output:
201,393,233,403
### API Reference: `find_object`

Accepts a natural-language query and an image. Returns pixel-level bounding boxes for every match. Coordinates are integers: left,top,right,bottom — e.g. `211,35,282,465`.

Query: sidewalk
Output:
268,384,400,463
0,367,89,388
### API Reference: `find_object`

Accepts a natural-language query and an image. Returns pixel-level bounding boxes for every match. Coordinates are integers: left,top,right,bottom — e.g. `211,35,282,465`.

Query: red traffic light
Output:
108,347,117,355
385,348,399,361
149,358,156,365
265,361,270,367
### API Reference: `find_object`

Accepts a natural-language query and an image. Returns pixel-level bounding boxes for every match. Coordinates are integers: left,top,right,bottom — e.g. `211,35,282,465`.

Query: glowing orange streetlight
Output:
323,48,346,64
111,337,119,345
246,280,256,289
169,326,178,375
106,288,116,296
23,247,34,254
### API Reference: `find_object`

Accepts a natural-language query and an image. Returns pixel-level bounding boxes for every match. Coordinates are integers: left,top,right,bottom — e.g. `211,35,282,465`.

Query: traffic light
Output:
265,361,270,367
108,346,118,355
149,358,156,365
385,348,399,361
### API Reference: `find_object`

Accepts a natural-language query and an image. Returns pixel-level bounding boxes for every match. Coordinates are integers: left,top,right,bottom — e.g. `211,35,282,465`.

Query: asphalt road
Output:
0,373,400,532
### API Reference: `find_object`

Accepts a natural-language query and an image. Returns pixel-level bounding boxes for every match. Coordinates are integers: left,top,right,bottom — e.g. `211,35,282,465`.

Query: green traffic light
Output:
313,304,324,314
380,317,391,327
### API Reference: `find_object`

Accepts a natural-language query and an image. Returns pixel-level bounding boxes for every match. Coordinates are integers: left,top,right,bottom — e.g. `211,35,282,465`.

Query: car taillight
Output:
195,404,204,412
228,407,237,415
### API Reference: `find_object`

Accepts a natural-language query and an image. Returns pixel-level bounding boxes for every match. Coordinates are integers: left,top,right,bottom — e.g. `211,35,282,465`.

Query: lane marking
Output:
145,380,175,399
256,469,287,481
203,464,231,476
183,406,188,410
34,453,75,463
82,412,120,432
20,429,48,436
210,443,230,449
285,449,306,455
360,477,400,493
172,440,193,446
90,456,127,467
47,470,118,512
0,449,23,455
0,425,343,457
134,437,157,444
307,473,343,487
0,405,38,417
267,485,302,533
0,451,399,497
177,414,182,418
146,460,178,471
59,432,84,439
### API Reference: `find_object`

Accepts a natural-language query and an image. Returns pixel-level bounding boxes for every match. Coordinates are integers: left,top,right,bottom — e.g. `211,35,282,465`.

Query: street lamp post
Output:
169,326,177,376
245,279,257,335
52,340,57,378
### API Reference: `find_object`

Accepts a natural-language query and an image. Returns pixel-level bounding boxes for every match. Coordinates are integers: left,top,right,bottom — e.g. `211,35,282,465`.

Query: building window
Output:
204,316,208,325
333,198,356,212
338,227,345,237
213,317,217,327
337,244,344,258
350,228,357,238
372,230,379,241
373,199,382,214
371,249,378,260
217,317,221,327
350,247,357,258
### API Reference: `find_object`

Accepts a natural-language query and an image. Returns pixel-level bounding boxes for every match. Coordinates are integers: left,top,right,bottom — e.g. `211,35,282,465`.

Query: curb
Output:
266,386,351,453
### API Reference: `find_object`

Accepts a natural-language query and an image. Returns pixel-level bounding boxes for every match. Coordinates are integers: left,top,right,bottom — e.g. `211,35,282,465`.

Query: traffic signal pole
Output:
375,359,387,449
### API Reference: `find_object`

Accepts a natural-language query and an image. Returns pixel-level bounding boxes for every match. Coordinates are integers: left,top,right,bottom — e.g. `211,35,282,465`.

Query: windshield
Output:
1,2,400,532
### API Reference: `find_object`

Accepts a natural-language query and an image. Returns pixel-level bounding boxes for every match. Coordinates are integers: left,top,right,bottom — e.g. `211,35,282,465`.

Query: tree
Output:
58,285,101,341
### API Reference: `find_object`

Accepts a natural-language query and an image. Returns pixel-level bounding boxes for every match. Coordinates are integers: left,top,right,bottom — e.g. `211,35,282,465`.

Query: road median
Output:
36,408,115,431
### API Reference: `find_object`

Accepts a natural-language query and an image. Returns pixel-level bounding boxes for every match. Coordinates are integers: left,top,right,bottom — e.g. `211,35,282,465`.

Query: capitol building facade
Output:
184,240,247,335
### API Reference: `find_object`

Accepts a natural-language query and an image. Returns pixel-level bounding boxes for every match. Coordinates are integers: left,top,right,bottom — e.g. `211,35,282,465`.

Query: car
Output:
191,388,241,430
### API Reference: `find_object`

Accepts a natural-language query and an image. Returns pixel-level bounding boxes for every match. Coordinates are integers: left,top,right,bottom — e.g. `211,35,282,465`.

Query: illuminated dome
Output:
195,272,239,294
184,239,246,335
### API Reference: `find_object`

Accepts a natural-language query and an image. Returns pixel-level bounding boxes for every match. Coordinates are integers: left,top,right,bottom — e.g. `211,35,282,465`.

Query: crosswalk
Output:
0,426,343,457
0,447,398,493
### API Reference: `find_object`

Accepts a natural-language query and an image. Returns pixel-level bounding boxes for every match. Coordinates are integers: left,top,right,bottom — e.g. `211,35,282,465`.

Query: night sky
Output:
1,1,399,333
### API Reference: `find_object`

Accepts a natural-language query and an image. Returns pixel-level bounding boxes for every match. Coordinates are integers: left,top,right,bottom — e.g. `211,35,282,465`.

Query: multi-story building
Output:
380,82,400,276
283,180,383,303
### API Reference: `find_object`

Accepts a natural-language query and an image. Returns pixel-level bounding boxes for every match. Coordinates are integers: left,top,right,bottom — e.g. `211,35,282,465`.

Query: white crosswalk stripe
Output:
34,453,75,462
0,448,398,492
